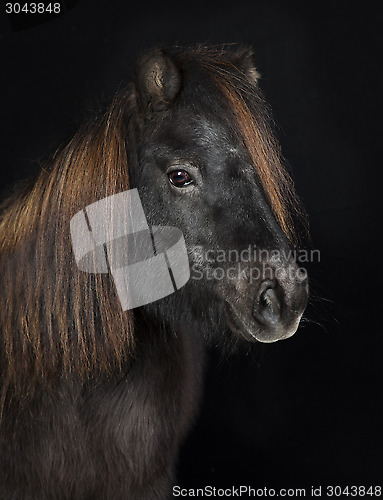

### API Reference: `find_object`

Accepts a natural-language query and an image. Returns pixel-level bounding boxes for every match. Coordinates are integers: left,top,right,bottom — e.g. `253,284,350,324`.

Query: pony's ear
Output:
135,49,182,113
236,46,261,84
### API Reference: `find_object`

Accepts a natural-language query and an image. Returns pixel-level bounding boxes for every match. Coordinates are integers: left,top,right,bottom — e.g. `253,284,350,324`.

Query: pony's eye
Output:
168,169,194,188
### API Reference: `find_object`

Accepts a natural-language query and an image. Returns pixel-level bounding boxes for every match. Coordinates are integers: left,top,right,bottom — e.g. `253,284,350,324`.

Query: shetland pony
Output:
0,45,308,498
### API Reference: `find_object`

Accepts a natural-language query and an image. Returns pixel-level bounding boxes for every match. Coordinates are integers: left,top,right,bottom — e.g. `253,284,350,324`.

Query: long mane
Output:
0,45,305,411
0,91,135,406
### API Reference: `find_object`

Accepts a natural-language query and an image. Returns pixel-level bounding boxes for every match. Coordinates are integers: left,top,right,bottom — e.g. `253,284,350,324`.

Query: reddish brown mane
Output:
0,93,134,408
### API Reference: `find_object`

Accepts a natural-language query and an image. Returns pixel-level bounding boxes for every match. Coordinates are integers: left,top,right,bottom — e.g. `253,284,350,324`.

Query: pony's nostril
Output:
255,286,281,326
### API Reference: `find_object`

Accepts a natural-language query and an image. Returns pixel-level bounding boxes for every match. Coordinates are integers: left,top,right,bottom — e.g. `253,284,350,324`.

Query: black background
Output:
1,0,381,495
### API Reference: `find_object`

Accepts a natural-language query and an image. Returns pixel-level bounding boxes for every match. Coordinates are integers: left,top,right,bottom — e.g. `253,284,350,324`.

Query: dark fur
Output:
0,45,307,498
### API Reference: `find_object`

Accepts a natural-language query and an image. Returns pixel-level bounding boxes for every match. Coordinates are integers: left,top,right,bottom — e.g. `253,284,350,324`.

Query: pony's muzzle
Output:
253,270,309,342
